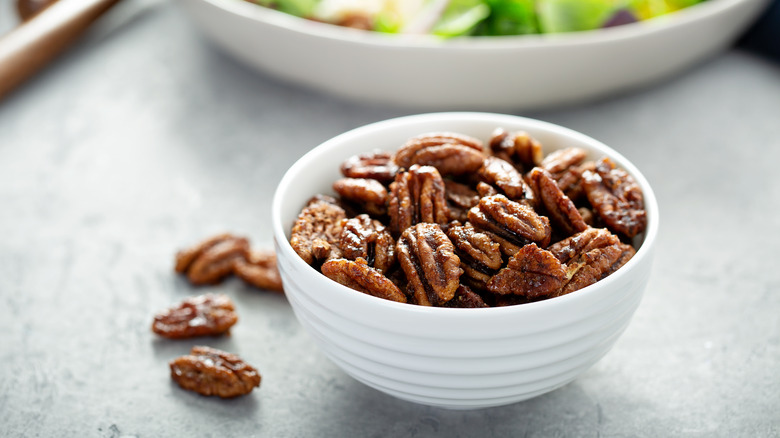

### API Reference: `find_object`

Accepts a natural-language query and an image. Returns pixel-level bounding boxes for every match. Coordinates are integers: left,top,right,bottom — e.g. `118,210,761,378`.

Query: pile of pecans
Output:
289,129,647,308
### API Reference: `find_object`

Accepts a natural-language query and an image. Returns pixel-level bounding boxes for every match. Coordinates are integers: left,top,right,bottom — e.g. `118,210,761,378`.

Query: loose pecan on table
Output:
152,293,238,339
340,150,398,184
290,196,347,265
175,234,249,285
338,214,395,274
487,243,567,300
394,132,486,176
233,249,284,293
396,223,462,306
582,157,647,238
333,178,388,216
170,346,261,398
468,194,552,249
388,164,449,236
321,258,407,303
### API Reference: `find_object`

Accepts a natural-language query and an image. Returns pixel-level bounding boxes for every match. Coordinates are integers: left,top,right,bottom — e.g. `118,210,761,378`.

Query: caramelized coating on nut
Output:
169,346,261,398
444,284,489,308
333,178,388,216
446,221,503,288
152,293,238,339
444,180,481,222
339,214,395,274
321,258,407,303
340,150,398,183
468,195,551,249
529,167,587,238
394,132,484,173
488,128,543,171
583,157,647,238
487,244,567,300
396,223,462,306
479,156,535,203
388,165,449,236
290,197,346,264
233,250,284,293
560,242,636,296
548,227,619,264
176,234,250,285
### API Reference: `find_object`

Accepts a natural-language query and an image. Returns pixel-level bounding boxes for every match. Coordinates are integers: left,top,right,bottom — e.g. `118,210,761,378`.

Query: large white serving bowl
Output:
177,0,768,110
272,112,659,409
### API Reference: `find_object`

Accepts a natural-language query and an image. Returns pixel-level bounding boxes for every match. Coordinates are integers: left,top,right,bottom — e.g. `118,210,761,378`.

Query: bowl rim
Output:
271,112,659,317
199,0,752,49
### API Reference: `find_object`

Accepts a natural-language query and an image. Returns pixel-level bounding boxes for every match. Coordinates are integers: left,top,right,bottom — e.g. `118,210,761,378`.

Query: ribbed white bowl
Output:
272,112,659,409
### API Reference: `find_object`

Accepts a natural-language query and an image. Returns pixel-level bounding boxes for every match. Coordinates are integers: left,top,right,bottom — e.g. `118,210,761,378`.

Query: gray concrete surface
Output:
1,1,779,437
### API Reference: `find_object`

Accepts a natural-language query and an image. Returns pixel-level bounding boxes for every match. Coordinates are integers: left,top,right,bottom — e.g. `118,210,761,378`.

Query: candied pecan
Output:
394,132,485,176
233,249,284,293
479,156,535,203
333,178,388,216
340,150,398,183
170,346,261,398
540,147,587,174
396,223,462,306
321,258,407,303
548,227,620,264
559,241,636,296
529,167,587,237
290,197,346,265
446,222,503,288
476,181,499,198
338,214,395,274
176,234,250,285
152,293,238,339
487,244,567,300
444,180,480,222
583,157,647,238
488,128,543,171
468,194,551,249
444,285,489,308
388,165,449,236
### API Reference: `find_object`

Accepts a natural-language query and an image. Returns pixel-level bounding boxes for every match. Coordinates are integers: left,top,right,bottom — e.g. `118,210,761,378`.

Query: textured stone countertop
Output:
1,1,778,437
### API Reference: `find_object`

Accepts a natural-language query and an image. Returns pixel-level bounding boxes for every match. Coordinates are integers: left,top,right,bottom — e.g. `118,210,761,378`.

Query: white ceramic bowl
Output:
178,0,768,110
272,112,659,409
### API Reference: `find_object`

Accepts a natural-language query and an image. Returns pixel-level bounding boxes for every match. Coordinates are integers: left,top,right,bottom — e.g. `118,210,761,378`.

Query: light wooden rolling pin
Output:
0,0,123,100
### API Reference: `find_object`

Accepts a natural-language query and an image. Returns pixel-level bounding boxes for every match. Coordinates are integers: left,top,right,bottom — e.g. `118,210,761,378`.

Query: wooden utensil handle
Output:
0,0,122,100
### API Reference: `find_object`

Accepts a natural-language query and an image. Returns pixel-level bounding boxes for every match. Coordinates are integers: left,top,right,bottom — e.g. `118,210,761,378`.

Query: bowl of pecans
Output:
271,112,659,409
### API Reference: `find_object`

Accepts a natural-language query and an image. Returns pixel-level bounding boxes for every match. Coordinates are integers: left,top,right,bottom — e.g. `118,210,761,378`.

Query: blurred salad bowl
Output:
176,0,770,109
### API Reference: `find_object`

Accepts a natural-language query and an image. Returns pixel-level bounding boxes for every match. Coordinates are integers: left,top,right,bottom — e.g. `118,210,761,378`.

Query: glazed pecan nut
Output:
152,293,238,339
396,223,462,306
444,284,489,308
321,258,407,303
388,164,449,236
332,178,388,216
176,234,249,285
446,221,503,287
468,194,552,249
529,167,587,237
290,197,347,264
394,132,485,175
340,150,399,183
547,227,620,264
170,346,261,398
560,242,636,296
488,128,543,171
233,249,284,293
479,156,535,202
444,180,481,222
583,157,647,238
487,243,567,300
338,214,395,274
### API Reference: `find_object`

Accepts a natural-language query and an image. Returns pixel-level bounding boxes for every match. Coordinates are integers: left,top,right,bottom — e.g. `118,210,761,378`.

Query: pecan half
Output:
529,167,587,238
444,180,480,222
338,214,395,274
175,234,250,285
583,157,647,238
152,293,238,339
479,156,535,204
396,223,462,306
468,194,551,249
559,242,636,296
394,132,485,176
340,150,398,184
388,165,449,236
321,258,407,303
333,178,388,216
540,147,587,175
487,244,567,300
169,346,261,398
548,228,620,264
488,128,543,171
444,284,489,308
233,249,284,293
290,197,346,265
446,221,503,288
